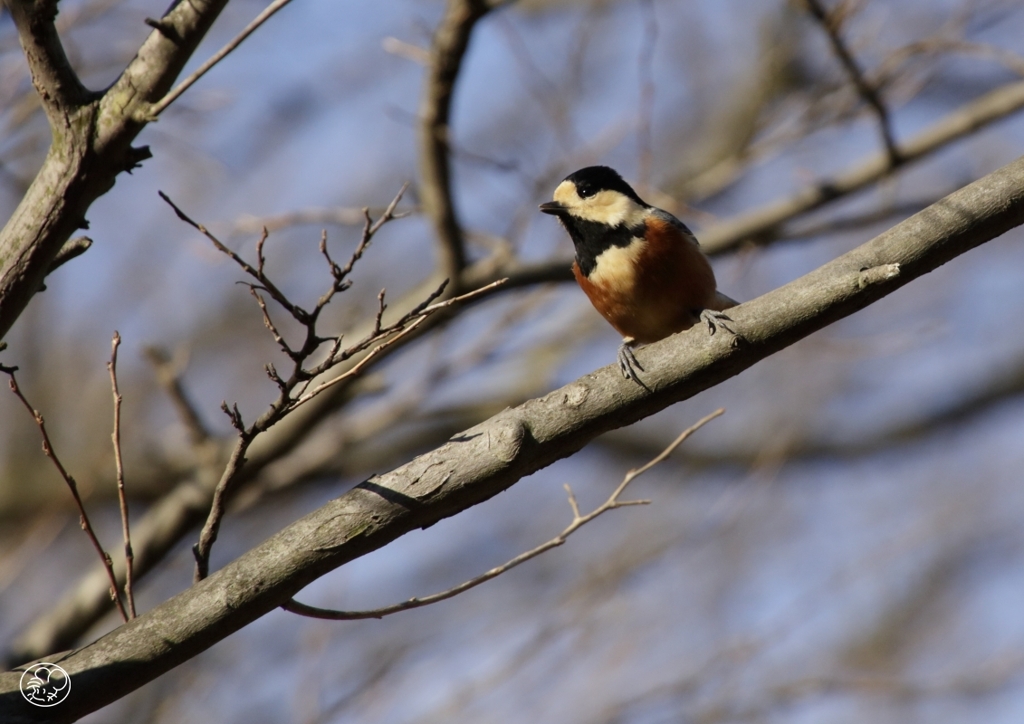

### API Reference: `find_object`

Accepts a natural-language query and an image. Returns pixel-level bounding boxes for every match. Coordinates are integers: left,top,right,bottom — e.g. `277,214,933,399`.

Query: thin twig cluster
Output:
159,186,505,581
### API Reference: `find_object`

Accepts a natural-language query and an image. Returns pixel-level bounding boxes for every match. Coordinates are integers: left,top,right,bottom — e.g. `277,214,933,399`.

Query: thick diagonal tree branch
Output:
2,152,1023,724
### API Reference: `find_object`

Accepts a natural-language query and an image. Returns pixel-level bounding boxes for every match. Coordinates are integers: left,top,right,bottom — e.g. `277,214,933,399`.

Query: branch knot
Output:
858,263,901,288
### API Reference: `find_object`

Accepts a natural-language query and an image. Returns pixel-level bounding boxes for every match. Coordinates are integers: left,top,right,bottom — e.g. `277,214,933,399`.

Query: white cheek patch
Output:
581,191,645,227
589,240,645,296
552,181,579,206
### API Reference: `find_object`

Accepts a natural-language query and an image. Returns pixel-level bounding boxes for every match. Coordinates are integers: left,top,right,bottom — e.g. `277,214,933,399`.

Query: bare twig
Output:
192,440,246,581
282,409,724,620
382,36,432,65
107,332,136,618
1,368,128,622
290,279,506,411
804,0,900,164
146,0,295,119
46,236,93,276
230,205,417,235
5,250,568,663
334,184,410,289
250,287,291,357
874,38,1024,91
9,8,1024,671
143,346,211,447
159,191,303,321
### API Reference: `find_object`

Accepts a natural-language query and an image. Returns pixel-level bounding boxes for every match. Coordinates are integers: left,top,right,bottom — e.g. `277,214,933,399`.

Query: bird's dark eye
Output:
577,183,595,198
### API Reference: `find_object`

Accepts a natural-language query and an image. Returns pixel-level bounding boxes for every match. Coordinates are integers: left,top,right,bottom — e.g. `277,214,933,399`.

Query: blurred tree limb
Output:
602,352,1024,465
701,79,1024,253
804,0,900,163
419,0,513,288
3,150,1024,723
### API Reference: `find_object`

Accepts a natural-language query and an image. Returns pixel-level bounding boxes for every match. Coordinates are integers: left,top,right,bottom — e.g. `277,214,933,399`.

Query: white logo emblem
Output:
20,662,71,707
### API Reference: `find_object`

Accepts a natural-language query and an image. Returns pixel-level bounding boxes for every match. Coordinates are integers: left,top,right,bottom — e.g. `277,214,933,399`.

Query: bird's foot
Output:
617,340,644,384
698,308,737,336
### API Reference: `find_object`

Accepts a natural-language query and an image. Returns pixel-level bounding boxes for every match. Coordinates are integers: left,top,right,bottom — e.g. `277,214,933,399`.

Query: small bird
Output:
540,166,737,383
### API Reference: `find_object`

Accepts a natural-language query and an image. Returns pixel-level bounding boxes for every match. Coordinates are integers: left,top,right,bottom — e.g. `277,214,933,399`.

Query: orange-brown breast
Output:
574,216,724,344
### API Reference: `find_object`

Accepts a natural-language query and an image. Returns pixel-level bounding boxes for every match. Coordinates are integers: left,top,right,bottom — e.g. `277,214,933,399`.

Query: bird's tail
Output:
710,291,738,311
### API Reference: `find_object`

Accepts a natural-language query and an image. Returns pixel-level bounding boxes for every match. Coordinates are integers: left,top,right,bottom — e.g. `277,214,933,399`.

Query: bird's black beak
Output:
539,201,568,216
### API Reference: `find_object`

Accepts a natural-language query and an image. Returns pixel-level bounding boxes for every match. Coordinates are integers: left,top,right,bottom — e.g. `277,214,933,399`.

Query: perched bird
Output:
539,166,737,383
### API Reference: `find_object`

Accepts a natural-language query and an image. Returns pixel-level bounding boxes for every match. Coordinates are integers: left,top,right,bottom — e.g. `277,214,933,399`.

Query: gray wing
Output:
650,208,699,245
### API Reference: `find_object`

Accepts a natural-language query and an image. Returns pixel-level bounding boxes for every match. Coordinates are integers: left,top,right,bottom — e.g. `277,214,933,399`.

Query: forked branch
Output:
160,186,506,580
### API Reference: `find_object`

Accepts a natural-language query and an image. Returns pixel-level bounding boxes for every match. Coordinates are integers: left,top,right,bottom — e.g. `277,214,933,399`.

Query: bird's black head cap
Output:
564,166,648,207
